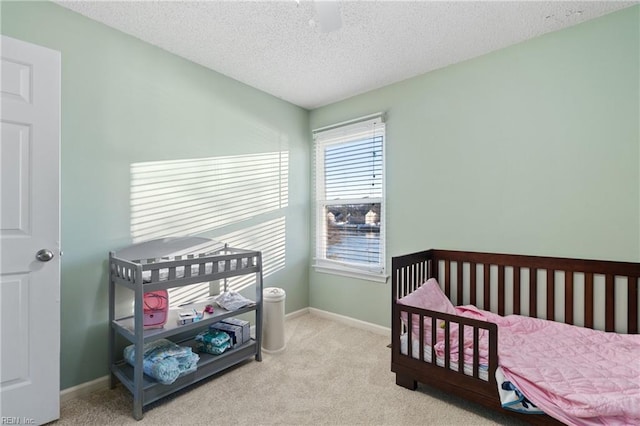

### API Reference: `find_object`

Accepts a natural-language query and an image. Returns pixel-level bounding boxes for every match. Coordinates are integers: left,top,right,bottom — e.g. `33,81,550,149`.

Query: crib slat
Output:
585,273,594,329
547,269,555,321
629,276,638,334
488,326,498,386
411,263,417,291
405,266,410,297
483,265,490,311
513,267,521,315
407,311,413,358
445,260,451,300
605,274,614,332
473,327,479,379
457,261,463,305
498,265,505,316
433,259,440,283
470,263,477,306
444,320,451,371
431,316,437,364
424,261,428,287
565,271,574,325
458,324,464,374
529,268,537,318
419,312,424,362
406,265,411,295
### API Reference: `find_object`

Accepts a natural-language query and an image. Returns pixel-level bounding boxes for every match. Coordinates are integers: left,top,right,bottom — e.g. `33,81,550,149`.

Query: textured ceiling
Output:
55,1,637,110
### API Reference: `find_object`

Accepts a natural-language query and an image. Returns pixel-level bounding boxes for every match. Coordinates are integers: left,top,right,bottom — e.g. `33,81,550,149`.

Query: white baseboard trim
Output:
60,374,110,403
307,307,390,337
60,306,387,402
285,307,310,320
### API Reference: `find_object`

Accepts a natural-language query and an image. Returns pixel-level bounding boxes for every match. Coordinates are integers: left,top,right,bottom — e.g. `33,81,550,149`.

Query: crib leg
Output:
395,373,417,390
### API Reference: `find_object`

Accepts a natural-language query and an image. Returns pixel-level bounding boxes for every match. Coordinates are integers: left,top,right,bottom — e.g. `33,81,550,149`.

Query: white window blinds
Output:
313,114,386,280
324,136,383,200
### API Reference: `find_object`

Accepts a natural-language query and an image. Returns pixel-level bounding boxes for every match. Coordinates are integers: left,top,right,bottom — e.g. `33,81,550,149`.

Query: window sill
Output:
312,263,388,283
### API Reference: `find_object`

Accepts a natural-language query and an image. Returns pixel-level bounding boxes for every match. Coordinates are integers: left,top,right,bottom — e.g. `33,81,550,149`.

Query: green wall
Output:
1,1,310,389
309,6,640,327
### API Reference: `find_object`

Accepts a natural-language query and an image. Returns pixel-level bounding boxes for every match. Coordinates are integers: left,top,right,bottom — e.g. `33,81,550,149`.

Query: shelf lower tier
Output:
112,338,259,408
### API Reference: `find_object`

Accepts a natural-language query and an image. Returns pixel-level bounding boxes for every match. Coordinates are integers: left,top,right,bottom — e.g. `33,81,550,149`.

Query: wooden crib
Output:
391,249,639,425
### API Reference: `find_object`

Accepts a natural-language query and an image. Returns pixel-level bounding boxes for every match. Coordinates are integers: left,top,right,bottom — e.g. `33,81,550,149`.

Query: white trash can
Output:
262,287,286,353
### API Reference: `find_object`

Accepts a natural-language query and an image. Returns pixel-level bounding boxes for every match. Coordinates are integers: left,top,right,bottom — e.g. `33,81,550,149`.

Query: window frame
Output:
312,114,387,283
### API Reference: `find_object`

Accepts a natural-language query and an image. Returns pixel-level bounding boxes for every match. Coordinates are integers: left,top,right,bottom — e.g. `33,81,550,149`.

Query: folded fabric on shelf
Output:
195,330,231,355
215,291,255,311
123,338,199,385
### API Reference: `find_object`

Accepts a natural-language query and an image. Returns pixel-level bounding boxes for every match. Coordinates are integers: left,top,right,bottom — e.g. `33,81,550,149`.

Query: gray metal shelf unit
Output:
108,237,263,420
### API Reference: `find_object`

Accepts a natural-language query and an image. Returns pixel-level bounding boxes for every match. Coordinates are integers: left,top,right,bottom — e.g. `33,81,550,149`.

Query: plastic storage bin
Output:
262,287,286,353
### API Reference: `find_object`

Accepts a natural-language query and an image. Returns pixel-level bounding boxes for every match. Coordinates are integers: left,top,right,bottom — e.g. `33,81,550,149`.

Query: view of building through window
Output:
325,203,381,265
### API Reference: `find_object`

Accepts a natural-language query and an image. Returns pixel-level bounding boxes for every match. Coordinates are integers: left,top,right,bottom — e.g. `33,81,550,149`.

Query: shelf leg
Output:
133,400,143,421
108,264,117,389
255,265,263,363
109,370,117,389
132,269,145,420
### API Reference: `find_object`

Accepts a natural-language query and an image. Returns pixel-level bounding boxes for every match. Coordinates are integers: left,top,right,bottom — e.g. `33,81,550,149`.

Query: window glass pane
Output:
324,136,382,200
325,203,381,266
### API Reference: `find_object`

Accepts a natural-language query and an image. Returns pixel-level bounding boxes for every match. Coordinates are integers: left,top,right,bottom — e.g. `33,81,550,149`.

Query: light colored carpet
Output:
53,313,526,425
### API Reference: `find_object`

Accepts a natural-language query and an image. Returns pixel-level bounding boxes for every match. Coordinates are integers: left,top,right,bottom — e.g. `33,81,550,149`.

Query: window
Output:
313,113,386,282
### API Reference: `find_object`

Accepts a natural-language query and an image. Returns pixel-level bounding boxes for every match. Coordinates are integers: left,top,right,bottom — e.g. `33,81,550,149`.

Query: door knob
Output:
36,249,54,262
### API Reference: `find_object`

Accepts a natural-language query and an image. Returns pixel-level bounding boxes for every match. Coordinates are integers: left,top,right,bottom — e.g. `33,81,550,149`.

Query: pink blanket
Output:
438,306,640,425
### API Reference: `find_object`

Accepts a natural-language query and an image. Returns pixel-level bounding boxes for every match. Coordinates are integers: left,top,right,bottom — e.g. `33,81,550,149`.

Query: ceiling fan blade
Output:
314,1,342,33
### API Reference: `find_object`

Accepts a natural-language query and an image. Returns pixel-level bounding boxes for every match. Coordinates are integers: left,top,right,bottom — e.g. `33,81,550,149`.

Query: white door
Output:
0,35,61,425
